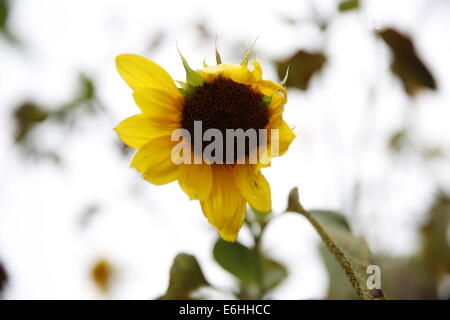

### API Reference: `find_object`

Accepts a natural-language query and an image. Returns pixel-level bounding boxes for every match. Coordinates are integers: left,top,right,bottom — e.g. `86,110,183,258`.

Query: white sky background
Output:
0,0,449,299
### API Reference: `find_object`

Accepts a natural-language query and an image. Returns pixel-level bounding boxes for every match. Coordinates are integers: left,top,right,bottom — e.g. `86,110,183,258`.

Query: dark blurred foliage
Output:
12,73,102,162
378,28,437,97
338,0,360,12
0,0,19,44
159,253,209,300
276,50,326,91
91,259,114,294
0,260,8,299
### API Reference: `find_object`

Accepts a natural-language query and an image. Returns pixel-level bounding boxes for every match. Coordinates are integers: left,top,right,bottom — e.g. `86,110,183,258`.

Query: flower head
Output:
115,46,295,241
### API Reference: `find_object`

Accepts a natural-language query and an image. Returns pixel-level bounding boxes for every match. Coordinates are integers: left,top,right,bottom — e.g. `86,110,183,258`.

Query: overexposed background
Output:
0,0,449,299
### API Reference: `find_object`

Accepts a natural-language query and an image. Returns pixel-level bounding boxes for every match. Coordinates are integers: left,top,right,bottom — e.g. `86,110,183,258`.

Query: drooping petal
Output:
268,118,295,157
233,165,271,213
255,80,287,98
200,166,246,242
115,114,178,148
178,164,212,200
133,87,182,122
268,92,285,120
131,136,181,185
116,54,181,98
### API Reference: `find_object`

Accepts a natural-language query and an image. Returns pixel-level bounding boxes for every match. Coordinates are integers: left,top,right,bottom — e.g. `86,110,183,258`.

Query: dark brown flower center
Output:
181,77,269,163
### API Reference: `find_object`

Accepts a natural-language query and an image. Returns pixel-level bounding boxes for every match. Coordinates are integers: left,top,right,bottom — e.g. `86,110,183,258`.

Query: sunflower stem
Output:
246,212,267,300
296,208,365,300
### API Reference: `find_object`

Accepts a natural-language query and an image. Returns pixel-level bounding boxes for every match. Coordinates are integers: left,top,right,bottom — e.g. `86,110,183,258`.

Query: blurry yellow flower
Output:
115,48,295,241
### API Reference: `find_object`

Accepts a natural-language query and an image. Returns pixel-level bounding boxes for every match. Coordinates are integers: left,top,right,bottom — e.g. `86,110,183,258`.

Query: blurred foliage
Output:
0,0,18,44
378,28,437,97
421,193,450,278
160,253,209,300
388,129,408,154
276,50,326,91
0,260,7,298
287,188,384,300
91,259,114,294
213,239,287,299
79,203,100,229
12,73,101,161
13,102,49,143
338,0,359,12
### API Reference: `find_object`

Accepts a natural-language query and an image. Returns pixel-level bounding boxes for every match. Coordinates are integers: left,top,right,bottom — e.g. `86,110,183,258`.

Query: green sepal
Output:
177,80,196,97
203,57,209,68
262,96,272,107
177,46,204,88
280,65,290,87
240,37,258,66
215,38,222,65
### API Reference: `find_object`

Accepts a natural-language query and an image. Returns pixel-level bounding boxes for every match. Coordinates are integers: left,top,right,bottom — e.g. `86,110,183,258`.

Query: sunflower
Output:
115,46,295,242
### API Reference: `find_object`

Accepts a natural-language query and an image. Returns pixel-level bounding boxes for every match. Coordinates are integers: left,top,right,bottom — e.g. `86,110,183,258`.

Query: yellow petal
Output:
199,61,261,85
279,120,296,156
200,166,246,242
233,165,271,213
256,80,287,98
133,87,182,122
268,92,285,119
131,136,181,185
178,164,212,200
115,114,179,148
116,54,181,98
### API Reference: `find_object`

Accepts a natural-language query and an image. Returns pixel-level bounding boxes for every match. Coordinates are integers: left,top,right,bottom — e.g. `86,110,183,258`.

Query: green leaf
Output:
275,50,326,91
338,0,360,12
213,239,287,292
160,253,209,300
177,46,204,87
377,28,436,96
287,188,384,300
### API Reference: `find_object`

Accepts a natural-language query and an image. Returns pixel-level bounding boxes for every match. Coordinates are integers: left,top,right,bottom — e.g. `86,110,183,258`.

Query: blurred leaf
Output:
195,22,213,40
0,0,8,30
422,147,444,160
91,259,113,294
276,50,326,91
161,253,209,300
421,193,450,276
0,260,8,298
13,102,49,143
213,239,287,292
388,129,407,153
146,30,165,52
79,204,100,228
377,256,438,299
55,73,98,120
338,0,359,12
0,0,15,43
287,188,384,300
378,28,437,96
